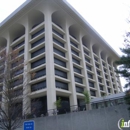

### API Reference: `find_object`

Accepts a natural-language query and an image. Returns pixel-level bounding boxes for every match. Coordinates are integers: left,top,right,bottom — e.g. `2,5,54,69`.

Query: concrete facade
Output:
16,104,129,130
0,0,122,114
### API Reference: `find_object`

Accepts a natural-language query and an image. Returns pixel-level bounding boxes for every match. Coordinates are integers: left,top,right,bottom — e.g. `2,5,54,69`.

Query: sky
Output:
0,0,130,87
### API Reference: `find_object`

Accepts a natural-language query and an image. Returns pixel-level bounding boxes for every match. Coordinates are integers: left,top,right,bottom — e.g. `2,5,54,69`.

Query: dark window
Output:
55,81,68,90
14,89,23,97
31,57,45,69
54,58,66,67
55,69,67,79
76,86,84,93
96,64,99,68
84,49,89,56
72,57,80,65
18,49,24,56
94,57,98,62
85,57,90,63
0,86,3,92
97,71,100,75
70,34,77,40
31,68,46,80
13,68,23,76
71,49,79,56
108,88,111,93
114,91,116,94
53,22,62,29
99,85,104,91
31,28,45,39
98,78,102,83
0,95,2,101
31,37,45,48
113,84,115,88
104,69,107,73
86,65,91,71
110,73,113,76
90,90,96,96
102,63,105,66
112,79,114,82
12,41,24,50
89,81,94,88
13,78,23,87
31,47,45,58
82,43,88,48
0,78,3,83
11,58,24,68
75,76,83,84
70,41,78,48
31,80,46,92
106,81,109,86
109,67,111,70
87,73,93,79
73,67,81,74
52,29,63,38
53,38,64,47
54,48,65,57
105,75,108,79
13,35,24,42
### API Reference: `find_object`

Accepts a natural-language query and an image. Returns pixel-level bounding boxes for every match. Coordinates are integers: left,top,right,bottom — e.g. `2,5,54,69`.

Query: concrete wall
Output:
17,104,129,130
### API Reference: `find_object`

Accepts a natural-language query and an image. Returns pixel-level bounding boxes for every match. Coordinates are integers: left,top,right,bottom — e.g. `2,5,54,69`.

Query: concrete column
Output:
45,10,56,111
90,43,101,97
23,19,31,115
65,24,77,107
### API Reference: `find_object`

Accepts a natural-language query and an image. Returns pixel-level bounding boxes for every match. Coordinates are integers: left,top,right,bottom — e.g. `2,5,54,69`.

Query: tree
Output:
0,47,33,130
83,90,91,110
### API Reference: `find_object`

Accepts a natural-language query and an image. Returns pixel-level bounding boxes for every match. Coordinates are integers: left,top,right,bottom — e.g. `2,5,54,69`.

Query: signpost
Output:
23,120,35,130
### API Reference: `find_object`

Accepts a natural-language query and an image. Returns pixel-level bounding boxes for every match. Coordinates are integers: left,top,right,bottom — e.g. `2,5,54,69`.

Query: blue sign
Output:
23,121,35,130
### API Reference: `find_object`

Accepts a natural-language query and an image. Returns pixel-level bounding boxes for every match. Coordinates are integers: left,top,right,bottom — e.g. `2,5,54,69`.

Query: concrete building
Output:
0,0,122,116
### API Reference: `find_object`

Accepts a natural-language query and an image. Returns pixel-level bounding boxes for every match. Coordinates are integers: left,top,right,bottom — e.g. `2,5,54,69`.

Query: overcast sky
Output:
0,0,130,87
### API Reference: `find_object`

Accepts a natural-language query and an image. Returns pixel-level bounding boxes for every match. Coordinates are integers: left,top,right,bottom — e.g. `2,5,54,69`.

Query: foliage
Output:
83,90,90,104
115,43,130,89
54,98,62,108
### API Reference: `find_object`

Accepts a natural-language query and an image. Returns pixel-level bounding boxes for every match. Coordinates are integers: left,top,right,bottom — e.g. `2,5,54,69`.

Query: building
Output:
0,0,122,116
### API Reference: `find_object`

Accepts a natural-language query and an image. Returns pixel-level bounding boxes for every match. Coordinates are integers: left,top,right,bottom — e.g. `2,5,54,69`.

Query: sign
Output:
23,120,35,130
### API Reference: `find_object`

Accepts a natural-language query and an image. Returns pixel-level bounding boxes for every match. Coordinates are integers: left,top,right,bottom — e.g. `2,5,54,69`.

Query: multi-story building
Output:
0,0,122,116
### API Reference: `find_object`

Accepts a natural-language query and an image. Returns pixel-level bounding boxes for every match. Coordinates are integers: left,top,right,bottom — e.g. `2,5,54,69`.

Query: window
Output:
105,75,108,79
98,78,102,83
97,71,100,75
11,58,24,68
112,79,114,82
95,64,99,68
106,81,109,86
31,68,46,80
76,86,84,93
84,49,89,56
110,73,113,76
13,78,23,87
89,81,94,88
54,58,66,67
94,57,98,62
113,84,115,89
53,22,62,29
31,28,45,39
32,23,41,29
73,67,81,74
31,80,46,92
114,91,116,94
54,48,65,57
0,78,3,83
82,43,88,48
31,37,45,48
0,86,3,92
31,47,45,58
102,62,105,67
53,38,64,47
108,88,111,93
55,81,68,90
70,34,77,40
72,57,80,65
31,57,45,69
52,29,63,38
14,89,23,97
70,41,78,48
90,90,96,96
18,49,24,56
104,69,107,73
109,67,111,70
75,76,83,84
85,57,90,63
12,41,24,50
99,85,104,91
87,73,93,79
86,65,91,71
55,69,67,79
71,49,79,56
13,68,23,76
